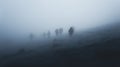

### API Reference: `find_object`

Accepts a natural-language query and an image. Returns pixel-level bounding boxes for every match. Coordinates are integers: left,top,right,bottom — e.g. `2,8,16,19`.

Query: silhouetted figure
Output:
29,33,34,40
55,29,59,36
47,31,51,38
68,27,74,36
59,28,63,35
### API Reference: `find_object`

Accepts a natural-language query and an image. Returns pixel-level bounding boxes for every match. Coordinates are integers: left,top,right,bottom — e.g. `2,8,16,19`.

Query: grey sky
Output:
0,0,120,39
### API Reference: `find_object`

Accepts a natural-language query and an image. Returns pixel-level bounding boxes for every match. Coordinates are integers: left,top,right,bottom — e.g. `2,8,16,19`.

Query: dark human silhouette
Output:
68,27,74,36
29,33,34,40
55,28,63,36
59,28,63,35
55,29,59,36
47,31,51,38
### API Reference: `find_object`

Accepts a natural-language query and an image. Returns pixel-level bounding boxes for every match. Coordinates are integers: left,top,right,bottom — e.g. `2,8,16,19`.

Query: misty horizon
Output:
0,0,120,40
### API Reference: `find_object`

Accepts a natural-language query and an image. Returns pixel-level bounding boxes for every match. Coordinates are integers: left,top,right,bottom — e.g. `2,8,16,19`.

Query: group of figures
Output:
29,27,75,40
44,26,75,37
55,28,63,36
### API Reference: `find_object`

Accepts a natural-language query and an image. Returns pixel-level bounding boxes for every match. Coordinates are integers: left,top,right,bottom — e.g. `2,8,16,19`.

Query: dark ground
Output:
0,23,120,67
1,38,120,67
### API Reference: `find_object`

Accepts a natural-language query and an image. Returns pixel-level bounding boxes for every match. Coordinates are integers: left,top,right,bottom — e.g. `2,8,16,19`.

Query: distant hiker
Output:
59,28,63,35
55,29,59,36
29,33,34,40
68,27,74,36
47,31,51,38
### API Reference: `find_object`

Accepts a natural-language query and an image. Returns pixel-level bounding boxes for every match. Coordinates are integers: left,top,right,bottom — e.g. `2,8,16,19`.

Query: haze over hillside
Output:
0,0,120,66
0,22,120,67
0,22,120,54
0,0,120,41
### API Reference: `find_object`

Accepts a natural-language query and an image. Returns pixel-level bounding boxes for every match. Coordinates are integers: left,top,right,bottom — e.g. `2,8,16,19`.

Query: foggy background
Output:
0,0,120,66
0,0,120,41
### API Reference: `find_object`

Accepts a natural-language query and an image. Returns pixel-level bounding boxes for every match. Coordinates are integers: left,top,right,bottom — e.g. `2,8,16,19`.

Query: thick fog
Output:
0,0,120,41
